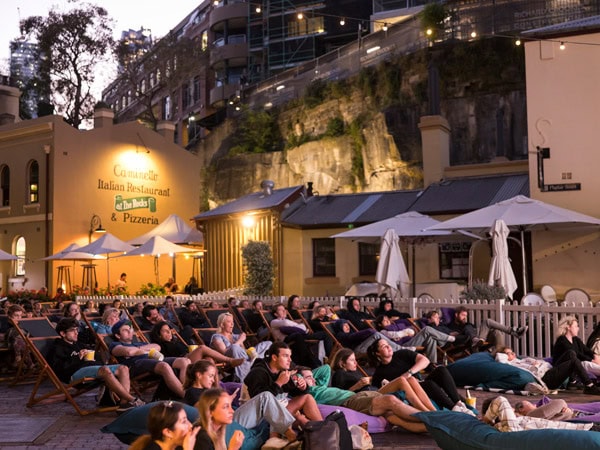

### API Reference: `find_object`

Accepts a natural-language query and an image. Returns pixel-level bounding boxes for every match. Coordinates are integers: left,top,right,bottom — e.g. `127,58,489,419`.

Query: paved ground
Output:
1,378,599,450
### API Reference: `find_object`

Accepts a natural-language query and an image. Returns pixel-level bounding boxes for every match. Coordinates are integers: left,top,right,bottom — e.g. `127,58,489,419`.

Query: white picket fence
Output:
76,291,600,360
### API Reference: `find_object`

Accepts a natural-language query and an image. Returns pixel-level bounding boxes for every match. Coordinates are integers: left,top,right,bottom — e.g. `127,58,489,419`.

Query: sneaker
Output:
131,397,145,407
471,337,485,350
511,326,528,338
583,385,600,395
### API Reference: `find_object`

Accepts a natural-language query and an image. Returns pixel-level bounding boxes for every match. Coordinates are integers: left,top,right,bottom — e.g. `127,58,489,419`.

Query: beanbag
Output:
415,410,600,450
447,352,536,389
101,401,269,449
317,404,390,433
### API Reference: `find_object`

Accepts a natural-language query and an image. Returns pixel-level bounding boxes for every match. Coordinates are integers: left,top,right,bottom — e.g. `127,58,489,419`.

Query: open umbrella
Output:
117,236,198,284
127,214,203,245
0,248,17,260
75,233,134,291
426,195,600,294
332,211,480,295
38,243,106,293
376,229,410,299
488,219,518,299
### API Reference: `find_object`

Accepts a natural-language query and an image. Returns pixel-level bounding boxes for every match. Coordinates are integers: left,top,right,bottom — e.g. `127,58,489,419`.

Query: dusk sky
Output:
0,0,202,75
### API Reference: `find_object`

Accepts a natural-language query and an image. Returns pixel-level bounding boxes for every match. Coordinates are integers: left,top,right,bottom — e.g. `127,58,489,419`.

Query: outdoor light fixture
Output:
515,39,521,46
470,31,477,38
426,28,433,36
89,214,105,242
297,12,303,20
340,18,345,26
242,215,255,228
559,41,566,50
382,23,388,31
276,85,285,91
255,5,261,13
366,46,381,54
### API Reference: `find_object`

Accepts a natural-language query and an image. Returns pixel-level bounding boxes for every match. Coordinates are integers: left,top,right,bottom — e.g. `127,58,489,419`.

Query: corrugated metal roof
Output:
524,15,600,36
410,174,529,215
194,185,304,220
281,190,421,227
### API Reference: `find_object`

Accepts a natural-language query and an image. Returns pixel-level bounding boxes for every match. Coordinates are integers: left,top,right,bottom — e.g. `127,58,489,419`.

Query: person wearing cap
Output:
109,319,190,398
51,317,144,412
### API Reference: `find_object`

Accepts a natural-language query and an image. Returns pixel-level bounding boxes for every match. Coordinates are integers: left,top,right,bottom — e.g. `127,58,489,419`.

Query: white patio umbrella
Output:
426,195,600,294
75,233,134,290
38,243,107,261
117,236,198,284
332,211,480,296
488,219,518,299
0,248,17,260
127,214,203,245
376,228,411,299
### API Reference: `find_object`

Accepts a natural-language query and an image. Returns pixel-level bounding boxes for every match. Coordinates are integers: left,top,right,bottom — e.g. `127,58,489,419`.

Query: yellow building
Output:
524,19,600,297
0,85,200,295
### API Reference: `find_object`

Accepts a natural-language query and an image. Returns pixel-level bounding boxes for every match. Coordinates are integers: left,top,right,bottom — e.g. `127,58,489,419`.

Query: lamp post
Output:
89,214,106,243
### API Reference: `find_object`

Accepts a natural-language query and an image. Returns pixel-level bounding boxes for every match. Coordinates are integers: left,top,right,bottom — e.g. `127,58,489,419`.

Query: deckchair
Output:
11,320,117,415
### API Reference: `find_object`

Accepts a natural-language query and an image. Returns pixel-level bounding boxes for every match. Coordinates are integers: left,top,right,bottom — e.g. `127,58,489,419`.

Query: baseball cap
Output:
112,319,132,336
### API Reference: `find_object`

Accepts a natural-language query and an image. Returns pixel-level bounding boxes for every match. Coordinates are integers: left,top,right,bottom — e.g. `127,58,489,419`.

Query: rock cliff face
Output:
197,39,526,208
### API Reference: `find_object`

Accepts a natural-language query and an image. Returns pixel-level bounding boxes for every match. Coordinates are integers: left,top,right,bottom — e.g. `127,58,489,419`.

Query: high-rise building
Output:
10,37,40,119
117,27,153,72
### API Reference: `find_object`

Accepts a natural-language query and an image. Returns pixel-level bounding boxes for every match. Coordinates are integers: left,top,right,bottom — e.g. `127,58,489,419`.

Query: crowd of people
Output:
4,293,600,449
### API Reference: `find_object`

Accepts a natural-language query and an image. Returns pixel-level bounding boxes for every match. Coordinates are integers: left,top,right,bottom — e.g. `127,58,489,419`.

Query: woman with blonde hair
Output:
194,388,245,450
129,401,199,450
210,313,271,382
552,315,600,389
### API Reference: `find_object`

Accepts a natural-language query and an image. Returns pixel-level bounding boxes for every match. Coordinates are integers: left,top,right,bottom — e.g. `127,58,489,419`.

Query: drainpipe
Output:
44,144,51,288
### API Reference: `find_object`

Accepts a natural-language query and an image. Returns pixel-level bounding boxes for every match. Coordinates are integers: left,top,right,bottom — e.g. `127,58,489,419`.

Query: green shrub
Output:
242,240,274,296
136,283,167,296
325,117,345,137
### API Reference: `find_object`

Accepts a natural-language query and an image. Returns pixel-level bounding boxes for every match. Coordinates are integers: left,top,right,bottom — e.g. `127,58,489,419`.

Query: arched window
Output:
0,165,9,206
28,160,39,203
14,236,26,276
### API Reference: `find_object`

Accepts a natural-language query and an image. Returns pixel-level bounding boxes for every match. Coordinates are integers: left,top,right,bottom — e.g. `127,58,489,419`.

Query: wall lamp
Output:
89,214,106,242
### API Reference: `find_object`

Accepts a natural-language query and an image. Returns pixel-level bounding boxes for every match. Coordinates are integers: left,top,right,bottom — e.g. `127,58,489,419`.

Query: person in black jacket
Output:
244,342,322,427
50,317,143,412
339,298,373,330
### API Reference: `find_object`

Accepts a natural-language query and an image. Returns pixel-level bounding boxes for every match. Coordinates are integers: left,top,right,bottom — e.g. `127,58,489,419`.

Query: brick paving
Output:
1,379,599,450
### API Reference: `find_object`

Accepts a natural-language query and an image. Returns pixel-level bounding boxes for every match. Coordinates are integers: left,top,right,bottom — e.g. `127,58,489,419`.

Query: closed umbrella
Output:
376,228,410,299
488,219,518,299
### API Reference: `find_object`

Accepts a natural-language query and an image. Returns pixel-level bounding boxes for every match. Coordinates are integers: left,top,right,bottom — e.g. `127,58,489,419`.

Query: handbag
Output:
302,419,340,450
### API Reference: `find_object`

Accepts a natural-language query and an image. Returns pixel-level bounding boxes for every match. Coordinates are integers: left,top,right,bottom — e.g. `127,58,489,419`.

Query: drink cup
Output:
84,350,95,361
148,348,164,361
188,344,199,353
465,397,476,409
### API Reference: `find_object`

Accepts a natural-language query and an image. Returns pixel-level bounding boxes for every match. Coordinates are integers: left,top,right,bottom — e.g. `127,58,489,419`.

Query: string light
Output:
382,23,388,31
255,5,261,13
297,12,303,20
470,31,477,38
339,18,345,26
559,41,566,50
515,38,521,46
426,28,433,36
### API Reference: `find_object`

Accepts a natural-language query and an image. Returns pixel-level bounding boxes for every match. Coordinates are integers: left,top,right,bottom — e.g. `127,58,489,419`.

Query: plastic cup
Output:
188,344,199,353
148,348,164,361
465,397,476,409
84,350,95,361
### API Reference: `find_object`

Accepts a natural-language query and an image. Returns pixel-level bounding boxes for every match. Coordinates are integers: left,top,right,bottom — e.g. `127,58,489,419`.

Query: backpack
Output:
302,419,340,450
302,410,353,450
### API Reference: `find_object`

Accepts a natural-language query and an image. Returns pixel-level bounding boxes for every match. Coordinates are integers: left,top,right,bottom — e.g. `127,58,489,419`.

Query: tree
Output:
241,240,274,296
21,3,114,128
113,32,209,130
420,3,448,41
